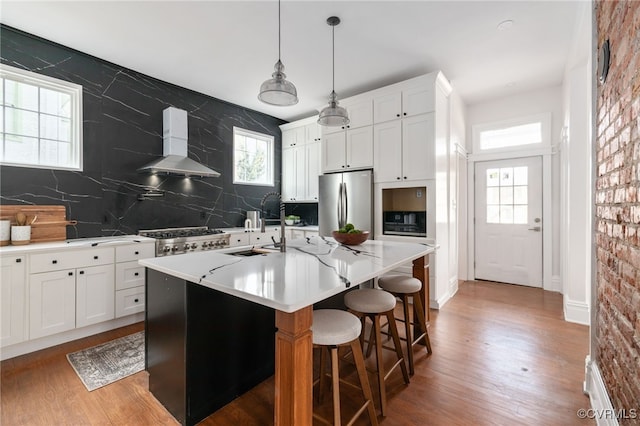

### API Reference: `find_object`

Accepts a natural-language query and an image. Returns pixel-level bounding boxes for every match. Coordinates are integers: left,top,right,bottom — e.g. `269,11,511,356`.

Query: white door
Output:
475,156,543,287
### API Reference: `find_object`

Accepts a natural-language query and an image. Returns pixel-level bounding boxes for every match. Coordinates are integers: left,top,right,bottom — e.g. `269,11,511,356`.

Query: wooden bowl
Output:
332,231,370,245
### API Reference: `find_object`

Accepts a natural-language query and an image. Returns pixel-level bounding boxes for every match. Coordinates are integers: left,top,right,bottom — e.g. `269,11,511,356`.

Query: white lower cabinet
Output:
1,255,26,347
76,264,115,327
228,228,284,248
115,286,145,318
114,243,154,318
29,269,77,339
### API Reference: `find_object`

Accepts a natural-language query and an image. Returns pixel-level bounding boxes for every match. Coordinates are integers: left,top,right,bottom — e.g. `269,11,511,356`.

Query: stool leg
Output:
385,310,410,385
372,314,388,416
365,319,375,358
330,347,341,426
350,339,379,426
412,292,432,354
402,294,415,375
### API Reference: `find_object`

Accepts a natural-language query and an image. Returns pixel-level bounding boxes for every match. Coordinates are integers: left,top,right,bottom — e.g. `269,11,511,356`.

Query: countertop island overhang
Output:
140,237,435,426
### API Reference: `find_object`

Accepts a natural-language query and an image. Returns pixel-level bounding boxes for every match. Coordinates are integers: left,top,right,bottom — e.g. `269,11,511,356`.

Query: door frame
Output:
466,147,555,291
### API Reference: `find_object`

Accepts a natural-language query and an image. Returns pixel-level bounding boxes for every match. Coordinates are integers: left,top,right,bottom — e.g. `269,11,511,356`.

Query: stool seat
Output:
312,309,362,346
379,275,422,294
344,288,396,313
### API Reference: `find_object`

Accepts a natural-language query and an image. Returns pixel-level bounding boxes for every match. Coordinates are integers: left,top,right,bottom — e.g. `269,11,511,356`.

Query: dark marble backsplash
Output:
0,25,286,238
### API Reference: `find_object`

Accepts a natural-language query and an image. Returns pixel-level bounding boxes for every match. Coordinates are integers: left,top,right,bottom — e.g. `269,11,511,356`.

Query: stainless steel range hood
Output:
137,107,220,178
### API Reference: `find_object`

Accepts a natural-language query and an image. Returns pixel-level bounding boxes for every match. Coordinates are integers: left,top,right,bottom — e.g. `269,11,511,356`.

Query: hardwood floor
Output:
1,281,593,425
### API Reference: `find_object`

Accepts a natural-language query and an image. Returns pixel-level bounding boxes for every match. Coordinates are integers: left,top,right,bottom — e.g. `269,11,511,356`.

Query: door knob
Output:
528,226,541,232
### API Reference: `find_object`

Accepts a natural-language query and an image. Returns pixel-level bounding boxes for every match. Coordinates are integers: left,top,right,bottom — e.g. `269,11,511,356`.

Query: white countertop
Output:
0,235,155,255
140,236,434,313
222,225,318,233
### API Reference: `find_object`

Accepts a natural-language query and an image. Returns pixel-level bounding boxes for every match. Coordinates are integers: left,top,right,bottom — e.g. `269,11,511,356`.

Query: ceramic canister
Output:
11,225,31,245
0,220,10,246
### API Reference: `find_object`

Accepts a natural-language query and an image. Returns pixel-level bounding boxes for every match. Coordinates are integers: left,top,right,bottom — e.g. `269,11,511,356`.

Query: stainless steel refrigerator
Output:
318,169,373,238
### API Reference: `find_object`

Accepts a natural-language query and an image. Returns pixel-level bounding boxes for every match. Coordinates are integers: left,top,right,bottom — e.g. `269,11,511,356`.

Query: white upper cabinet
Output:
323,99,373,134
281,116,322,201
321,126,373,173
282,126,306,148
373,84,434,124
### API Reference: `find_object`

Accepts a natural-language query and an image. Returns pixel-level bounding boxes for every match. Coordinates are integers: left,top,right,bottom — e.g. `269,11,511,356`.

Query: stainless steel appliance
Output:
383,211,427,237
139,226,230,256
319,169,373,237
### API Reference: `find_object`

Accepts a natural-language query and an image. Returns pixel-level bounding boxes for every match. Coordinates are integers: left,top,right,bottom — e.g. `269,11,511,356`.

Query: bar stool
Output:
312,309,379,426
378,275,432,375
343,288,409,417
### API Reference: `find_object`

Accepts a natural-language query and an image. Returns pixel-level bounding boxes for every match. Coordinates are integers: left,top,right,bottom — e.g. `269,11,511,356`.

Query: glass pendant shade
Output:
258,60,298,106
318,16,349,127
318,91,349,126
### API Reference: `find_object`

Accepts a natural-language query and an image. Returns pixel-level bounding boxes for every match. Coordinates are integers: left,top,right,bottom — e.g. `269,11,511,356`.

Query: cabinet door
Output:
115,286,145,318
282,126,305,148
294,146,306,201
345,126,373,170
115,260,145,291
228,232,251,247
321,131,347,172
402,85,434,117
373,120,403,183
346,99,373,129
76,264,115,328
402,113,435,180
305,142,320,201
30,269,76,339
1,256,26,347
282,147,298,201
305,122,321,143
373,92,402,123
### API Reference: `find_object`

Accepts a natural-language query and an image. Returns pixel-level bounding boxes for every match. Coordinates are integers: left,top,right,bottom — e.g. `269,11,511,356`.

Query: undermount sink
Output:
228,247,279,257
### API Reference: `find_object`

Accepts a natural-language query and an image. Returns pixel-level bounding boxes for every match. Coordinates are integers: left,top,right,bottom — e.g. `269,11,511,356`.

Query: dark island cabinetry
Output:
145,269,276,425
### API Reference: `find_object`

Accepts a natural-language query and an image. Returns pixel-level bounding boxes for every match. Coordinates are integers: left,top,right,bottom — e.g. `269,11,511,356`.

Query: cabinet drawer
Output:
115,261,145,290
115,242,155,263
115,286,145,318
30,247,114,274
228,233,251,247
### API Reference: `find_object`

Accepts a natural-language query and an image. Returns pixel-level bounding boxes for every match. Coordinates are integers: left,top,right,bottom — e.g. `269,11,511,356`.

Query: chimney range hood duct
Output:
137,107,220,178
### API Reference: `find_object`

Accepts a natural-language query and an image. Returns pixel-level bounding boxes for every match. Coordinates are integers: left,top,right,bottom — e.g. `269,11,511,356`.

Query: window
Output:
233,127,274,186
486,166,528,224
473,113,550,153
0,64,83,170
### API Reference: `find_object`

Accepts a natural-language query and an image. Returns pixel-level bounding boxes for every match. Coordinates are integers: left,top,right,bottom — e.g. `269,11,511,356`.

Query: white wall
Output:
466,86,563,285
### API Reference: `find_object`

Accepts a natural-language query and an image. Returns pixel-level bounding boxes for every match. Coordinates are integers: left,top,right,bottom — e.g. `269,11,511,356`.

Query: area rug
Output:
66,331,144,391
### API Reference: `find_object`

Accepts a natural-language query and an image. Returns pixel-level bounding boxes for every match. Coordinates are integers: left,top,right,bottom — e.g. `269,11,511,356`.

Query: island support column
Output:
412,254,431,340
275,306,313,426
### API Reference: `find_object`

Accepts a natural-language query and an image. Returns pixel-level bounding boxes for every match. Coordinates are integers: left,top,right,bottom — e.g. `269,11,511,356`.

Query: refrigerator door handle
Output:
342,182,348,226
337,183,344,228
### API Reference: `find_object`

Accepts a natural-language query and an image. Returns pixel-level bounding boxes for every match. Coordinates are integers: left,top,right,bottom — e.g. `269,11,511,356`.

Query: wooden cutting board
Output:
0,205,77,243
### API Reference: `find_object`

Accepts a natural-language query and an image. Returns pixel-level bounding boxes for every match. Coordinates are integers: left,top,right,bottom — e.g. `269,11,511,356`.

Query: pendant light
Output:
258,0,298,106
318,16,349,127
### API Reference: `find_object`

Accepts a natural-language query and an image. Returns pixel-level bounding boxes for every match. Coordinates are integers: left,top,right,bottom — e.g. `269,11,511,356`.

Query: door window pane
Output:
485,165,529,225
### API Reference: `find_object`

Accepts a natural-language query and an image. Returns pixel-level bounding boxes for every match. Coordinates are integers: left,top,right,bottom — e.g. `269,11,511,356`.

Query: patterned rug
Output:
66,331,144,391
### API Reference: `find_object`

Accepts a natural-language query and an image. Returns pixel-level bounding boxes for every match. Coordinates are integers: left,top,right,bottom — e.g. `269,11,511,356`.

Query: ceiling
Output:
1,1,588,122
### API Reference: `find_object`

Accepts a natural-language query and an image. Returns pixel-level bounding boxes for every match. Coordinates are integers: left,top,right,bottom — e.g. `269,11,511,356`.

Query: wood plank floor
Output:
1,280,593,425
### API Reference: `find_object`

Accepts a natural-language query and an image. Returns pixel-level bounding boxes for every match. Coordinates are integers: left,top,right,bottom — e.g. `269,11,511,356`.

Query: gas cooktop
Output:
139,226,230,256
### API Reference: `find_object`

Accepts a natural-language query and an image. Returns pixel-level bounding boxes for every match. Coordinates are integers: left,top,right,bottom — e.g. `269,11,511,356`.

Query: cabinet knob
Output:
134,272,139,276
397,177,401,180
341,126,345,130
346,165,350,168
403,112,407,116
341,165,345,168
79,270,85,275
404,176,407,179
134,298,139,303
94,256,98,259
396,113,400,117
68,272,73,276
52,260,58,264
135,251,139,255
16,258,22,263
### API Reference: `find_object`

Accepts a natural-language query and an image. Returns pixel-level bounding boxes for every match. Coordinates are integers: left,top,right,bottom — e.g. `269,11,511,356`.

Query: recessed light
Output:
497,20,514,31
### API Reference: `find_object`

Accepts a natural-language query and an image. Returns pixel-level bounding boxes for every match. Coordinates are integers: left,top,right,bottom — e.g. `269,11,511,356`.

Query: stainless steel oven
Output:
383,211,426,237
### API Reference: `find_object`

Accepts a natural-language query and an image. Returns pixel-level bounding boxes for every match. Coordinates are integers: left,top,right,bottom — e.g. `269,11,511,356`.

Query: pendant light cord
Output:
278,0,281,61
332,23,335,92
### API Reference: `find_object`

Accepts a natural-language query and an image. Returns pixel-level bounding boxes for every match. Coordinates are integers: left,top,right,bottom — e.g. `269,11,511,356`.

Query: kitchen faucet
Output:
260,191,286,252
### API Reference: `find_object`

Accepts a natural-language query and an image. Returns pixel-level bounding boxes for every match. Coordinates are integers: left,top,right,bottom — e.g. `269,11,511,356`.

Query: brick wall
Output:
595,1,640,423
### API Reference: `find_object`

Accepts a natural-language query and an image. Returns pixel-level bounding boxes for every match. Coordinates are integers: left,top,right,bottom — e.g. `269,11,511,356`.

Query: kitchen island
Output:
140,236,434,426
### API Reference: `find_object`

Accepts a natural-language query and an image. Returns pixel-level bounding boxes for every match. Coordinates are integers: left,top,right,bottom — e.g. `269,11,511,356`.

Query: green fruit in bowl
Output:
338,227,347,233
347,229,362,234
344,223,355,232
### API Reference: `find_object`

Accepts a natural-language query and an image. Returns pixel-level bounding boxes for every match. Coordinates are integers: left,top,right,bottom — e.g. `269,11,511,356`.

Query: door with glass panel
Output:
474,156,542,287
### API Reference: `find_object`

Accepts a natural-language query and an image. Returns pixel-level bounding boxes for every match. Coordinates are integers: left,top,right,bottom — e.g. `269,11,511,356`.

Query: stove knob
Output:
183,243,191,251
163,246,171,253
191,243,198,249
171,245,178,252
201,241,209,248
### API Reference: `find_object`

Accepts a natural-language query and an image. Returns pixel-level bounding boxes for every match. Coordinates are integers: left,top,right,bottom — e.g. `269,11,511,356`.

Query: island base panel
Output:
146,269,276,426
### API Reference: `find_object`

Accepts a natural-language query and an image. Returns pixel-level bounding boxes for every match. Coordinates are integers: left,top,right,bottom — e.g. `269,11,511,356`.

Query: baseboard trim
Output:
564,297,590,325
0,313,144,361
585,356,619,426
430,278,458,310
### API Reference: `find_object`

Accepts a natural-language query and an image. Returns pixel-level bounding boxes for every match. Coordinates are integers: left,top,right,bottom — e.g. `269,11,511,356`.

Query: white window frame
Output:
232,126,274,187
472,113,551,155
0,64,83,171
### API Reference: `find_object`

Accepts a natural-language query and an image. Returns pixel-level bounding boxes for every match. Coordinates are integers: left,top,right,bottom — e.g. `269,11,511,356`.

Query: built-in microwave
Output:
383,211,426,237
